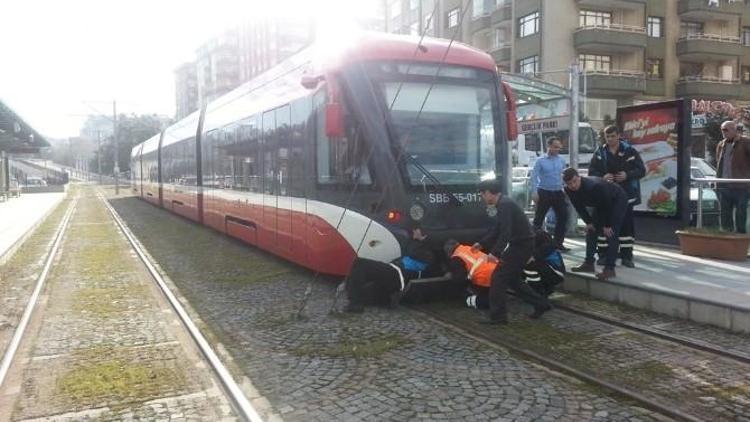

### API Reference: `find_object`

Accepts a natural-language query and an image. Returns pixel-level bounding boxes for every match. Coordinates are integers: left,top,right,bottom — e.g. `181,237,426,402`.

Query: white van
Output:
514,119,598,168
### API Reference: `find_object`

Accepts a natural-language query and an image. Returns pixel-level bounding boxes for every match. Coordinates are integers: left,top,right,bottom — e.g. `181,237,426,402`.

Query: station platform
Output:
561,237,750,333
0,190,66,265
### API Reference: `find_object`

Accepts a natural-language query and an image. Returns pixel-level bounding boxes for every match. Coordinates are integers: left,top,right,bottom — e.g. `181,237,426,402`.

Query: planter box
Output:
676,230,750,261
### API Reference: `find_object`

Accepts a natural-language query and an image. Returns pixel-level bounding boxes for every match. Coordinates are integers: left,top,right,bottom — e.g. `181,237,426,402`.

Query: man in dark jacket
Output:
716,120,750,233
472,180,551,324
588,125,645,268
344,227,439,312
564,168,628,281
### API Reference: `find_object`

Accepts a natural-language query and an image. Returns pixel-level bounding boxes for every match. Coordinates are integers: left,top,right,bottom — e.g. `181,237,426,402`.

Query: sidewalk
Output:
562,237,750,333
0,191,66,264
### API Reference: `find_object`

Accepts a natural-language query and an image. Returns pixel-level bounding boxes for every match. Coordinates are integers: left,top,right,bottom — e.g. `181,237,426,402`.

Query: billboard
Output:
618,100,688,217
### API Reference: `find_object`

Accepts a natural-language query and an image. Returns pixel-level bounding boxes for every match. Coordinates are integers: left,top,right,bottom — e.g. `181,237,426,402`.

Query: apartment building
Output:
382,0,750,124
174,62,199,119
237,17,314,82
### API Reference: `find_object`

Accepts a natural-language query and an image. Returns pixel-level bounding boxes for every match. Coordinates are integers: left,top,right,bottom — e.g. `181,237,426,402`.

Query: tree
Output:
89,114,170,174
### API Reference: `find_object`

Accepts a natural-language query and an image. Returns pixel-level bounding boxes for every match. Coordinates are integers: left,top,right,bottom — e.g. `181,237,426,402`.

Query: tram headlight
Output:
409,203,425,221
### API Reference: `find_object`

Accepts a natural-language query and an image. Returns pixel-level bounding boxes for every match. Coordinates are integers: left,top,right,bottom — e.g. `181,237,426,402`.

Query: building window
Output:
743,27,750,45
578,54,611,72
447,7,460,28
680,21,703,37
579,10,611,27
646,58,663,78
494,27,509,49
647,17,663,38
518,55,539,74
742,67,750,84
410,21,419,35
390,0,401,19
518,12,539,37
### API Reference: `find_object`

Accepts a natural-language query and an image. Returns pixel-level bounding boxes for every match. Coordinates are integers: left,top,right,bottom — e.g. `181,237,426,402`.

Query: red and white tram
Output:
131,32,517,276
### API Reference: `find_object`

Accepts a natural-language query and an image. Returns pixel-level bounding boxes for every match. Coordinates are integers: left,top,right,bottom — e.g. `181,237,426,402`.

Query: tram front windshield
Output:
374,63,498,186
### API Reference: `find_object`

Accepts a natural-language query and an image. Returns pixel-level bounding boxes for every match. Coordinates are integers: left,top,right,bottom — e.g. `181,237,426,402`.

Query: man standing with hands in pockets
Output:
531,136,569,251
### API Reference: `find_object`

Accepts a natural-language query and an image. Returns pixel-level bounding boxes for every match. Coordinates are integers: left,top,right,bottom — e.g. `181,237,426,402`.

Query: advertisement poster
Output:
619,104,679,215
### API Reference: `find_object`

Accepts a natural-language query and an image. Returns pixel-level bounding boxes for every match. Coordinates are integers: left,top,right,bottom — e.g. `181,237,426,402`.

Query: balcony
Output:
489,45,511,63
470,15,491,34
574,24,647,53
678,0,744,20
675,76,741,99
676,34,743,61
491,4,512,24
576,0,646,8
582,70,646,96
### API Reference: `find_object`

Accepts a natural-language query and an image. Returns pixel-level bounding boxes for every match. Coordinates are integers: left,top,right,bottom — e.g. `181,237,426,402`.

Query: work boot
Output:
556,244,571,252
529,304,552,319
596,268,616,281
621,259,635,268
571,261,595,273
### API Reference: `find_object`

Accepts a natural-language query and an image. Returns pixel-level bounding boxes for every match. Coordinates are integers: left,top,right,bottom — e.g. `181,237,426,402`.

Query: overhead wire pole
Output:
113,100,119,194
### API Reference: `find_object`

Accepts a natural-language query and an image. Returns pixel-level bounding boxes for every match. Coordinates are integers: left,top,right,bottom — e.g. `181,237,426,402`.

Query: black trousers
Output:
718,188,749,233
489,241,550,321
532,189,568,247
596,203,633,262
346,258,408,306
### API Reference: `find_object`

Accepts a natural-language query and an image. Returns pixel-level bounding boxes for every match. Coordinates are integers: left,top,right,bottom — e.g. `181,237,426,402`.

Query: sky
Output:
0,0,379,140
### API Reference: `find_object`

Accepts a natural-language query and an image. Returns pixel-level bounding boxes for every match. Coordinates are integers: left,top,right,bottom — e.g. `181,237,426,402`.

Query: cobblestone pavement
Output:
419,298,750,422
111,194,672,421
0,186,236,421
555,291,750,357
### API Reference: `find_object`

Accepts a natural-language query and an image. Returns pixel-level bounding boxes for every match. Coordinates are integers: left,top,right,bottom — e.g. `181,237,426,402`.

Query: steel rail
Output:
98,193,263,422
0,196,78,388
552,300,750,365
412,306,703,422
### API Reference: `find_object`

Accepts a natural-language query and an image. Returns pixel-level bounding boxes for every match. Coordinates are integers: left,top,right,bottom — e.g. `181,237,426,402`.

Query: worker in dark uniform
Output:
344,227,439,313
524,229,566,297
588,125,645,268
473,180,552,324
563,168,629,281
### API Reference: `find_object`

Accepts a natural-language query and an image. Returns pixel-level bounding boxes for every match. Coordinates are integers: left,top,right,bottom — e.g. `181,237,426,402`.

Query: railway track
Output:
98,191,263,422
0,188,261,421
551,298,750,365
412,305,702,422
0,196,77,388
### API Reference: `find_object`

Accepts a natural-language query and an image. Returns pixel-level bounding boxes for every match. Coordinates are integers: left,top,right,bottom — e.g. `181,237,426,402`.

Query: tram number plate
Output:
428,193,481,204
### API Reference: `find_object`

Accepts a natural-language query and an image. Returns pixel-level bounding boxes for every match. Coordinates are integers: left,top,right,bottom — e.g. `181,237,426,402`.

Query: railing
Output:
692,177,750,228
583,69,646,78
677,75,740,84
679,33,741,43
576,23,647,34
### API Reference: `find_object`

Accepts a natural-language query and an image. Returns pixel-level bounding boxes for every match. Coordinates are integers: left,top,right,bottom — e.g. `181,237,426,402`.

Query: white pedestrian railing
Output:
692,177,750,228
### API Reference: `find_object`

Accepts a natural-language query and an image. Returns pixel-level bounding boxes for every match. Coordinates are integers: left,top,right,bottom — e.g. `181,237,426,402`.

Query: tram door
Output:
275,105,293,253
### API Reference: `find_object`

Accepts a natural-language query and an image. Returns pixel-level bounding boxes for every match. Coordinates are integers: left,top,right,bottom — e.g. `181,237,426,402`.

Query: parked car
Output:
511,167,533,210
689,158,719,226
24,176,47,187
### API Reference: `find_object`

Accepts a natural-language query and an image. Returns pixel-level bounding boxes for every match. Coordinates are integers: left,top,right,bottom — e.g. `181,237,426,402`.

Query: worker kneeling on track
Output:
344,227,441,313
445,230,565,311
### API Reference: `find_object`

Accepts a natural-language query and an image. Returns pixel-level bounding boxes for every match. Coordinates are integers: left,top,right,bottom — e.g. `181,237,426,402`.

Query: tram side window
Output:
289,97,312,197
276,105,291,196
314,91,372,186
202,129,219,188
219,115,261,192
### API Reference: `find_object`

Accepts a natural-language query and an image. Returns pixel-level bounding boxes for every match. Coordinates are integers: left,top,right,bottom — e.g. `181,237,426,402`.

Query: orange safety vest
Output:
451,245,498,288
